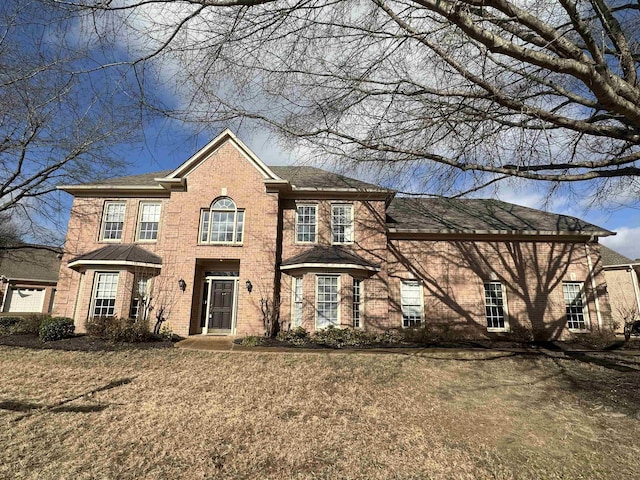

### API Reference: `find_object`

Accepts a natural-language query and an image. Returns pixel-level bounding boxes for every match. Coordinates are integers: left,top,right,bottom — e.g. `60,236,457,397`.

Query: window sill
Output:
99,239,123,243
331,241,355,246
568,328,590,334
197,243,244,247
487,328,510,333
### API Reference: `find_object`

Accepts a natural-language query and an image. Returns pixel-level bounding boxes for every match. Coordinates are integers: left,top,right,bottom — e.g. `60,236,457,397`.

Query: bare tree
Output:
0,1,142,244
51,0,640,200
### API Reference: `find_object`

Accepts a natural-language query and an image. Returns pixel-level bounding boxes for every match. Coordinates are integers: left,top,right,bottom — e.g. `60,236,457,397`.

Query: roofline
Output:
603,262,640,269
387,227,614,237
280,262,381,272
57,185,168,195
167,128,284,182
67,259,162,270
2,278,58,284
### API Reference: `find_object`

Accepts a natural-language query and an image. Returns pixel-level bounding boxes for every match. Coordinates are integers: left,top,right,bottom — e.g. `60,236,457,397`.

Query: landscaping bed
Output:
0,333,175,352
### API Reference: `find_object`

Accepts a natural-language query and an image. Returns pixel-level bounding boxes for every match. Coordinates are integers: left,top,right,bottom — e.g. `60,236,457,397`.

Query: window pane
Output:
102,202,125,240
332,204,353,243
563,282,587,330
296,205,317,243
93,272,118,317
293,276,303,327
212,198,235,210
484,282,506,329
235,211,244,243
317,276,339,328
138,203,160,240
401,280,422,327
353,278,361,328
200,211,210,243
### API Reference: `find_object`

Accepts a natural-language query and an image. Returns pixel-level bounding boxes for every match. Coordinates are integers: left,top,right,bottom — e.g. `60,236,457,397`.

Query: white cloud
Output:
601,227,640,261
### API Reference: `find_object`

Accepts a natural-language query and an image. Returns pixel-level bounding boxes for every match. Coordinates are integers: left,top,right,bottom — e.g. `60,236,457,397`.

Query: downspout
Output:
630,266,640,313
585,238,603,330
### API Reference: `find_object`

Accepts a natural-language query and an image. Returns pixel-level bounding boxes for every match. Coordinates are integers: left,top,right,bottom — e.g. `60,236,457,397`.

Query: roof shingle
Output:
386,197,612,236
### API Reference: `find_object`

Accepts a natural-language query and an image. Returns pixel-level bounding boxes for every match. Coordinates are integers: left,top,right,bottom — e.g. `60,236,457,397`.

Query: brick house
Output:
601,245,640,330
53,129,614,340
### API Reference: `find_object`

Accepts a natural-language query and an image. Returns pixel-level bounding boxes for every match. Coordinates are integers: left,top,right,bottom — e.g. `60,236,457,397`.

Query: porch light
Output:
245,280,253,293
178,278,187,292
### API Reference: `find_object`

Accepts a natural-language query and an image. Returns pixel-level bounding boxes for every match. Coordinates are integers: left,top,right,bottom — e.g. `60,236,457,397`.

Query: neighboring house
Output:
0,246,61,315
53,129,615,340
601,245,640,330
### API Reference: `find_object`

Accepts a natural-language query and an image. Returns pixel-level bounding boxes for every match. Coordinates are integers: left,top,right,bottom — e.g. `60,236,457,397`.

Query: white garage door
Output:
4,288,45,313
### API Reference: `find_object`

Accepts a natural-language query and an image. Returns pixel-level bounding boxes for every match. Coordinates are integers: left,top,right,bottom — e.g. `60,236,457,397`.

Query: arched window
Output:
199,197,245,244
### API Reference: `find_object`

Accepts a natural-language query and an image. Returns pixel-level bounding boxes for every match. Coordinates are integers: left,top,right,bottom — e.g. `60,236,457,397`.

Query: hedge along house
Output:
53,129,615,340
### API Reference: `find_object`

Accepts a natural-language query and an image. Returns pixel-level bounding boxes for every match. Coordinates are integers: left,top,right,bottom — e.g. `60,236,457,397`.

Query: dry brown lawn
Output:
1,345,639,480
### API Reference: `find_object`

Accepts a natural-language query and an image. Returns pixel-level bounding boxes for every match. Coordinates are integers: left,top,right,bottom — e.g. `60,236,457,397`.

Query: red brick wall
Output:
386,238,612,340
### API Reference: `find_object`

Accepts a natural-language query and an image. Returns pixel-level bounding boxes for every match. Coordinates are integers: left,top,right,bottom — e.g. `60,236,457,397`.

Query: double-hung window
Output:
101,201,126,241
331,204,353,244
484,282,508,331
92,272,118,317
352,278,362,328
563,282,589,330
401,280,423,327
316,275,339,328
137,202,161,241
199,197,244,244
296,204,317,243
292,276,303,327
130,276,150,320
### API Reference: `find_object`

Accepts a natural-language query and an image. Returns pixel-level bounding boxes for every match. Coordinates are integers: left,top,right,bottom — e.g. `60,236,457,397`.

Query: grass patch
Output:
0,346,639,479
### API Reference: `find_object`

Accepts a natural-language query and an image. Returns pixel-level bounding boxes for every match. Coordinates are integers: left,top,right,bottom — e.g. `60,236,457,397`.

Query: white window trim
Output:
400,279,424,328
563,281,591,332
315,274,341,329
100,201,126,242
331,203,354,245
90,271,119,318
484,281,510,333
295,203,318,244
198,197,245,245
353,277,363,329
136,201,162,243
291,276,303,327
130,276,151,319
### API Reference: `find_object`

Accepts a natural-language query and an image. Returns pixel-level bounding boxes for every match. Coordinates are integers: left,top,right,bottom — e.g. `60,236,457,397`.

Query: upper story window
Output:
137,202,161,241
101,201,126,241
199,197,244,244
332,204,353,244
296,204,317,243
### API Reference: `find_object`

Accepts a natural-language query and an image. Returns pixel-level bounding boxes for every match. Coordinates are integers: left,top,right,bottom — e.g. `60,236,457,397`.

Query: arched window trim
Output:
199,196,245,244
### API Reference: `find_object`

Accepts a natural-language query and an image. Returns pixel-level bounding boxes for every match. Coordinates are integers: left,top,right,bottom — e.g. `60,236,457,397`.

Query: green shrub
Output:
39,317,75,342
85,316,152,343
277,326,310,346
311,326,374,348
0,316,21,334
159,324,174,341
5,314,51,334
241,335,266,346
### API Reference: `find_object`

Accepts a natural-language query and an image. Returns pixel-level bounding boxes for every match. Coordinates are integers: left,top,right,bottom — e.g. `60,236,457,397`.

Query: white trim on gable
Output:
162,129,286,183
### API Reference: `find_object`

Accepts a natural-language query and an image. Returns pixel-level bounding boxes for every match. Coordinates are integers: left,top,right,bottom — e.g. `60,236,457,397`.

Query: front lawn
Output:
1,345,639,479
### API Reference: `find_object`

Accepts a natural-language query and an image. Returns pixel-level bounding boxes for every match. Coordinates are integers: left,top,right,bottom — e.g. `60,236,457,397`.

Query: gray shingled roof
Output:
387,197,612,236
269,166,389,191
282,245,380,270
81,170,173,186
74,166,389,191
0,246,61,282
600,245,637,266
69,244,162,266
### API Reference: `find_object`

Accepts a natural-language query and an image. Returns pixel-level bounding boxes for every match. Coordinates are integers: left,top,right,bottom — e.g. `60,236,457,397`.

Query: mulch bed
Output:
0,334,175,352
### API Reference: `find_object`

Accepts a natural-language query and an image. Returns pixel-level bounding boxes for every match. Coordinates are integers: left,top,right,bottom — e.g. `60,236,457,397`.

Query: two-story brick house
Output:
53,129,615,340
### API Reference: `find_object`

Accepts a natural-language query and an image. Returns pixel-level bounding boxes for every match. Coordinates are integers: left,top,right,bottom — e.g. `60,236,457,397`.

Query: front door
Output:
209,280,234,330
